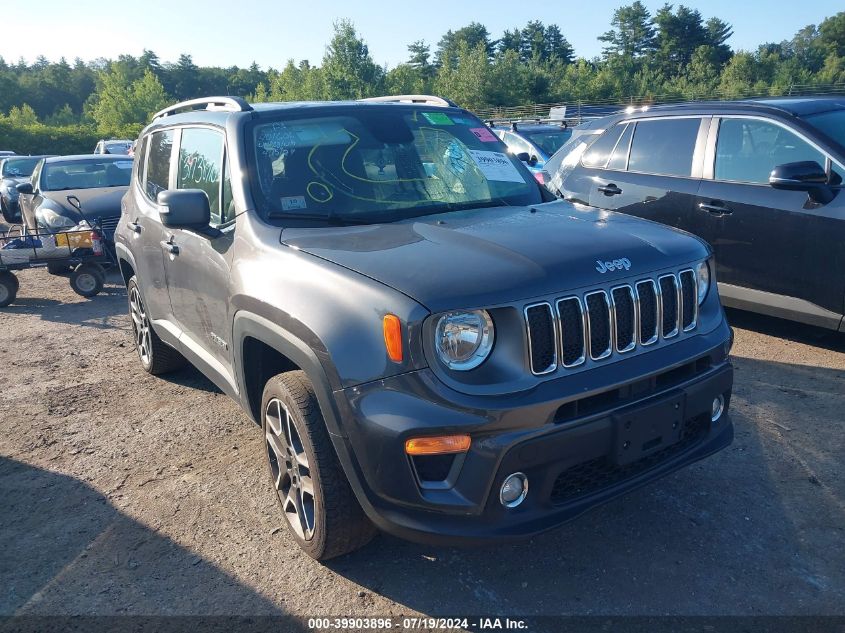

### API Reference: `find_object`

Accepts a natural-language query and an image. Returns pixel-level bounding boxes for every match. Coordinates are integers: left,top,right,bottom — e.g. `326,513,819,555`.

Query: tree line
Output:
1,4,844,152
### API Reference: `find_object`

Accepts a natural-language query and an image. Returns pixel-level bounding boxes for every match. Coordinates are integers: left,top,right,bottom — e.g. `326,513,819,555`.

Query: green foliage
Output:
0,8,843,153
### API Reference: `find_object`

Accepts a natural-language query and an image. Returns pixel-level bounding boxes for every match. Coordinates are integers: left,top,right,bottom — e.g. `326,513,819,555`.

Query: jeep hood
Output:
280,201,709,313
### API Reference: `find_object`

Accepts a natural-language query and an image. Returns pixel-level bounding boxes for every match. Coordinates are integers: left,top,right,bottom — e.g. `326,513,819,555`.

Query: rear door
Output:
586,116,708,231
695,116,845,319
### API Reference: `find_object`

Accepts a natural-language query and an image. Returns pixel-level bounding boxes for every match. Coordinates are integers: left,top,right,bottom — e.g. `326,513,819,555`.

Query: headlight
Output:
434,310,494,370
696,260,711,305
37,208,78,230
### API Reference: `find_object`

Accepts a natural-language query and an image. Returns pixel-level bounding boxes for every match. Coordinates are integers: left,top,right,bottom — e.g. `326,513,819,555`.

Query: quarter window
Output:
627,118,700,177
177,127,224,224
581,124,626,169
715,118,827,184
607,123,634,171
145,130,174,202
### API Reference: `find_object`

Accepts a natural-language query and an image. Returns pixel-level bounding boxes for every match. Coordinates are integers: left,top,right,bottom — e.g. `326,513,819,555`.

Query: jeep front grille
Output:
525,269,698,376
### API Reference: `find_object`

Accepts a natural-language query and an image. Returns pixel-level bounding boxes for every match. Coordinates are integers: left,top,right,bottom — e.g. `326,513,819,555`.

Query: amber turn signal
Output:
405,435,471,456
383,314,403,363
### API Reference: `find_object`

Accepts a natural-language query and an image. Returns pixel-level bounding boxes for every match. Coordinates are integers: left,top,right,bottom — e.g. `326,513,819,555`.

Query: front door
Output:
694,116,845,317
161,127,237,395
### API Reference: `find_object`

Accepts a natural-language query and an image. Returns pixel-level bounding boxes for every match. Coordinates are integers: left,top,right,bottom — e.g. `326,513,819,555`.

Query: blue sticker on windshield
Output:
115,161,134,169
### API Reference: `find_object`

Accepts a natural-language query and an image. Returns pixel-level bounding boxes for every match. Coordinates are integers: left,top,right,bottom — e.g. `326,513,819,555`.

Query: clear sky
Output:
1,0,841,69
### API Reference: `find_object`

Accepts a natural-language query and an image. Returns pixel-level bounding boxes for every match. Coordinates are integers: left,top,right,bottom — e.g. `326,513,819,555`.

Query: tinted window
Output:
1,157,41,177
146,130,174,201
581,124,626,169
804,110,845,148
715,119,826,184
41,159,132,191
134,136,148,188
177,128,224,224
524,128,572,156
504,132,533,156
628,118,700,176
607,123,634,171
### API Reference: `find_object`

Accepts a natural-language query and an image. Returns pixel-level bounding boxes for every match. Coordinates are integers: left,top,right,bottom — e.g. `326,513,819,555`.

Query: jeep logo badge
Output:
596,258,632,273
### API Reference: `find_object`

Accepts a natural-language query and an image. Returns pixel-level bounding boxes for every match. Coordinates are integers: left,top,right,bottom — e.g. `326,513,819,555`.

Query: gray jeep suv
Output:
115,95,734,560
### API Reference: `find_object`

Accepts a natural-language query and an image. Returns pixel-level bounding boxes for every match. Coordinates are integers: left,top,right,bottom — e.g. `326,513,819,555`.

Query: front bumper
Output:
332,322,734,545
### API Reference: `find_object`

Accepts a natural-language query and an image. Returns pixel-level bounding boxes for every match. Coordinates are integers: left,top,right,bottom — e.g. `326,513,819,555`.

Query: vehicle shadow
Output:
726,307,845,353
328,357,845,616
0,456,306,627
3,272,126,330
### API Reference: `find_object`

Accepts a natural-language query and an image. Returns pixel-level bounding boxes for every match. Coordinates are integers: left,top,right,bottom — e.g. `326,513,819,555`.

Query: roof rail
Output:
153,96,253,121
358,94,458,108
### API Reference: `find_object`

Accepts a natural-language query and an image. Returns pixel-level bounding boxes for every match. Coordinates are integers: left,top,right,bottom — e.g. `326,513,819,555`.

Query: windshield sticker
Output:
281,195,308,211
115,161,134,169
468,150,524,182
450,115,476,126
422,112,454,126
469,127,498,143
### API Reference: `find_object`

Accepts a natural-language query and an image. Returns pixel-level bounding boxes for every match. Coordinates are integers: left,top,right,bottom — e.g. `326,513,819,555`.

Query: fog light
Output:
711,395,725,422
499,472,528,508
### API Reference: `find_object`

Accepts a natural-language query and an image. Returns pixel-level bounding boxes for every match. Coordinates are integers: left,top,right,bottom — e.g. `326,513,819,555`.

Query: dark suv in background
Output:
547,98,845,331
116,95,734,560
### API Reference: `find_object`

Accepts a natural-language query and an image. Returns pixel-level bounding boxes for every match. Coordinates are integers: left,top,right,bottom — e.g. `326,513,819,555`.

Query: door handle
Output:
127,220,142,234
698,202,733,216
597,183,622,196
160,239,179,256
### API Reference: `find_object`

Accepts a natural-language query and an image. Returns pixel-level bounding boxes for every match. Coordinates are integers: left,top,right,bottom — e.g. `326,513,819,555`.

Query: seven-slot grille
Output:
526,269,699,375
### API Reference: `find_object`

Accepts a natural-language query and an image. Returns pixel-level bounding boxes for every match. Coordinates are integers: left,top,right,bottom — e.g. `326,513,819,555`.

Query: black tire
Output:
126,275,186,375
262,370,376,560
0,271,18,308
69,263,105,297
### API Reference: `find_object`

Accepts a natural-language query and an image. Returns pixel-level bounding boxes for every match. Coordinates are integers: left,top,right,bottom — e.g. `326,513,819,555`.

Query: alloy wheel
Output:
265,397,316,541
129,285,152,366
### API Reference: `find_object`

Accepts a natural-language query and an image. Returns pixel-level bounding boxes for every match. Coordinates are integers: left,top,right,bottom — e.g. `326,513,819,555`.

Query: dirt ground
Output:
1,263,844,620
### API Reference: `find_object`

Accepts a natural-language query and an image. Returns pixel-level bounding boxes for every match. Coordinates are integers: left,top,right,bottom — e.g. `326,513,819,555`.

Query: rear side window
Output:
627,118,701,177
177,127,224,224
134,136,148,188
145,130,174,202
581,124,626,169
715,118,827,184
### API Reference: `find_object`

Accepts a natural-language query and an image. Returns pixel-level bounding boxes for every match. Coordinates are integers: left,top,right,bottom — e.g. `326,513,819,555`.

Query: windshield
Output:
249,108,541,222
803,110,845,149
41,159,133,191
2,157,41,178
104,141,132,154
524,128,573,157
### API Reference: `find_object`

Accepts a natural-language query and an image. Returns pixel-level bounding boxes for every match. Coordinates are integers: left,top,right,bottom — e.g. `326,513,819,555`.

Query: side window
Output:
607,123,634,171
581,124,626,169
627,118,701,177
145,130,174,202
177,127,224,225
134,136,149,189
715,118,828,184
505,132,533,157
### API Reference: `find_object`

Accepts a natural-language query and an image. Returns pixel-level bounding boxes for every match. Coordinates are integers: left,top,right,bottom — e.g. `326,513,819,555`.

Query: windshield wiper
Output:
265,211,374,226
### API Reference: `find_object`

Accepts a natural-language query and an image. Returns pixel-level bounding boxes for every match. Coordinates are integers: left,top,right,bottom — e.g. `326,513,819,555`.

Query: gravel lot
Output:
1,263,844,620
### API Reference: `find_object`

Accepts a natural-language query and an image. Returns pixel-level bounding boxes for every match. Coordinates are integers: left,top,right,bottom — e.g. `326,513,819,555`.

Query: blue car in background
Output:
489,121,573,183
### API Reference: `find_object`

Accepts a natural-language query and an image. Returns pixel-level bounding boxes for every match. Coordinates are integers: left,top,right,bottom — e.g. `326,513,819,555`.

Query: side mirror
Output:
528,154,539,167
157,189,210,228
515,152,530,163
16,182,33,195
770,161,834,204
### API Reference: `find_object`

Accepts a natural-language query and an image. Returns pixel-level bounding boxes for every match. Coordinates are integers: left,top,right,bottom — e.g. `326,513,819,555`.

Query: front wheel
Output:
262,370,375,560
0,271,18,307
126,276,186,375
